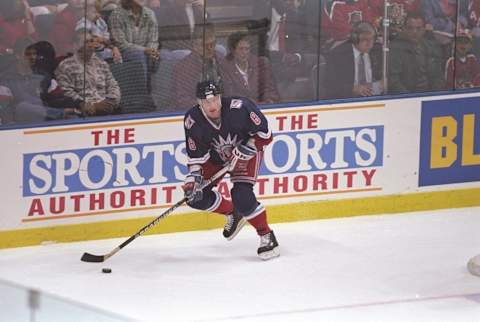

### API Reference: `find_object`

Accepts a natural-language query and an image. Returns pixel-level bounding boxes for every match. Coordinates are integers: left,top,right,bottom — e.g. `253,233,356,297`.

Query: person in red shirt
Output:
0,0,38,55
323,0,374,43
445,30,480,88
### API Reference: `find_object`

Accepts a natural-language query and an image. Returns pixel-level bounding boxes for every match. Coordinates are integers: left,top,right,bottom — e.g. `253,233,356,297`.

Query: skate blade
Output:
467,257,480,277
226,217,247,241
258,247,280,261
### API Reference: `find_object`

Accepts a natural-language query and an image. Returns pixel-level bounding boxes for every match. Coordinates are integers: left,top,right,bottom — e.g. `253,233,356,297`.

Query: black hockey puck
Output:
102,268,112,273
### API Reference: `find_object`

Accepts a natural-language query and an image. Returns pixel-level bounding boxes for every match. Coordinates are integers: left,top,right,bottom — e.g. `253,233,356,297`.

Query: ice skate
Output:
257,230,280,260
223,211,246,240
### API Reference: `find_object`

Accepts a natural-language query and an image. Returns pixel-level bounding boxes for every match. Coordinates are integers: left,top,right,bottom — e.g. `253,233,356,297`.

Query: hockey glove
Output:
230,142,257,172
182,170,204,203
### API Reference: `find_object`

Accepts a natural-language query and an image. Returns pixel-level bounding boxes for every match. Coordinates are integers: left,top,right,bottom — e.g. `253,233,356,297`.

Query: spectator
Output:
31,41,78,110
468,0,480,30
32,40,58,77
325,21,383,99
172,24,223,110
0,85,14,125
156,0,207,54
0,49,16,124
445,30,480,88
422,0,456,35
50,0,91,56
369,0,421,39
3,38,80,123
251,0,318,101
220,32,279,104
466,0,480,58
75,1,122,63
109,0,159,86
322,0,374,44
55,29,121,117
0,0,38,55
388,12,446,94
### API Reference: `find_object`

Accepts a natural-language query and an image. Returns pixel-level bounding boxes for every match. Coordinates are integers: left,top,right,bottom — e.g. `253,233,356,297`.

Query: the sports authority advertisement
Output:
0,102,386,231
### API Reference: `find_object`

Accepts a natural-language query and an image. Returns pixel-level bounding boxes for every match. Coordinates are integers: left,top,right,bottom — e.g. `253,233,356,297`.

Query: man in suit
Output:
325,21,383,99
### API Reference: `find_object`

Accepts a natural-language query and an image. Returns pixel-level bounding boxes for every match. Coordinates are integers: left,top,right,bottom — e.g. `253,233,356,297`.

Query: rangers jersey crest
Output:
211,134,239,162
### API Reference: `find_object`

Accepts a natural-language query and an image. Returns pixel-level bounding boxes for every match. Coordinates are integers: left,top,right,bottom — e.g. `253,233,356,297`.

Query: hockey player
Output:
182,79,280,260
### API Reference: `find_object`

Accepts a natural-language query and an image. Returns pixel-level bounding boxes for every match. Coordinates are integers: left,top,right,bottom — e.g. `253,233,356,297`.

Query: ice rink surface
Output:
1,207,480,322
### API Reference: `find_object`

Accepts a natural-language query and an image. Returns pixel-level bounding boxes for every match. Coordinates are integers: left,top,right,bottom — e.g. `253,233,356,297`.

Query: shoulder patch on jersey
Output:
250,111,261,126
230,99,243,109
184,115,195,129
188,137,197,151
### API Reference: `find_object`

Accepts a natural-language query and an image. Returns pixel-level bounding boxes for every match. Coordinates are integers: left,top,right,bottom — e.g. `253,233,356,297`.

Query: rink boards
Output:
0,92,479,248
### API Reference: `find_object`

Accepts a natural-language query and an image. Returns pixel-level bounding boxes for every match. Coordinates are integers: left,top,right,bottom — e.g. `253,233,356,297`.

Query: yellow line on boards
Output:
2,188,479,249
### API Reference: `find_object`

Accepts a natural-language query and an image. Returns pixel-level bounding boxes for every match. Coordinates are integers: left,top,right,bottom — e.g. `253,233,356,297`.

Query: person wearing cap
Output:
181,79,280,260
75,1,122,63
55,28,121,117
445,30,480,88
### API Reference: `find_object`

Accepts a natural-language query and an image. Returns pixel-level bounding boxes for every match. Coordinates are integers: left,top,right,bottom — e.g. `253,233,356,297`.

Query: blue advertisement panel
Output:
419,97,480,186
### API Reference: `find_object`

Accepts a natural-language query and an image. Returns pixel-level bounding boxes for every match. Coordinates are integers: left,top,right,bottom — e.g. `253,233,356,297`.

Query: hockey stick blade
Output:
81,252,105,263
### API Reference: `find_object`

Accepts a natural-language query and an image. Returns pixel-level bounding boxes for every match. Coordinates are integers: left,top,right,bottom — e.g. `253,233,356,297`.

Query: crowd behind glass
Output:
0,0,478,125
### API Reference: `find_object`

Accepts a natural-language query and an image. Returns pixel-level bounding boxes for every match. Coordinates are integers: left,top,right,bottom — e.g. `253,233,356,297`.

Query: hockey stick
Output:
80,164,230,263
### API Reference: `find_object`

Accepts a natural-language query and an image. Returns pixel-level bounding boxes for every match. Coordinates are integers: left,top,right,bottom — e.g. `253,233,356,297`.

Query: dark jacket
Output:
388,36,446,94
325,40,382,99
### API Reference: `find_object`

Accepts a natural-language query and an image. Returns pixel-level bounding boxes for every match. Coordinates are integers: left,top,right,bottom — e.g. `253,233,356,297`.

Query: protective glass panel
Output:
0,279,136,322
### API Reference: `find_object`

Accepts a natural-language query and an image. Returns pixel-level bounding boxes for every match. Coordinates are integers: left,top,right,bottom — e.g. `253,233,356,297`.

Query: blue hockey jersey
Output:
183,96,272,166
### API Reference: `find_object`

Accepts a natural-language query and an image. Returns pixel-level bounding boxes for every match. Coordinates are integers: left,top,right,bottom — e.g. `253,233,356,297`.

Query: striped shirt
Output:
109,6,159,51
